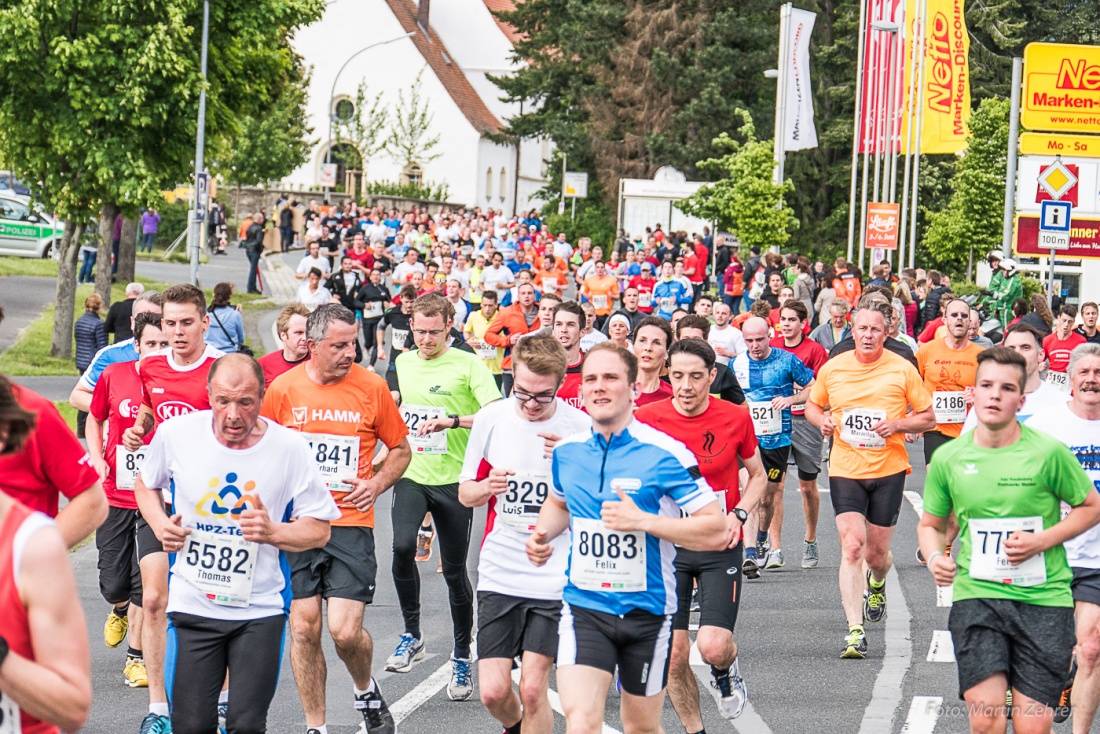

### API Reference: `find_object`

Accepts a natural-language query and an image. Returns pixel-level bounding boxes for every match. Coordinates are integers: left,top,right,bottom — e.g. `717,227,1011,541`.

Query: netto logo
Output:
927,12,953,114
157,401,195,421
1057,59,1100,92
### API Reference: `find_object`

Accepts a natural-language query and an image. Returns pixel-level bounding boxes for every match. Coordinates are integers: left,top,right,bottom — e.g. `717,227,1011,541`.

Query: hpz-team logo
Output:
196,473,258,520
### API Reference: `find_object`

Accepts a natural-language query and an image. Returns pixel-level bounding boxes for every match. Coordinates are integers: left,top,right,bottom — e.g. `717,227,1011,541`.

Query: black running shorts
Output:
476,591,561,661
759,446,791,483
135,503,172,561
922,431,954,466
673,544,743,632
557,603,673,697
288,526,377,603
1072,566,1100,606
829,471,906,527
96,506,143,606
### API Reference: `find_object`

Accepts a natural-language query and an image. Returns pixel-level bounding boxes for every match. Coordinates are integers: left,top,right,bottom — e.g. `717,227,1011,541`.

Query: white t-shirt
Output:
297,254,331,277
553,241,573,260
139,412,340,621
392,261,426,284
481,264,515,293
1026,401,1100,568
961,379,1069,433
295,284,332,312
708,325,747,362
459,398,590,599
580,330,609,352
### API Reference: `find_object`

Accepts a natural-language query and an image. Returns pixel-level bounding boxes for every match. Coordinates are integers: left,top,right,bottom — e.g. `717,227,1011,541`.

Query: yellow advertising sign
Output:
1022,43,1100,133
1020,132,1100,158
901,0,972,154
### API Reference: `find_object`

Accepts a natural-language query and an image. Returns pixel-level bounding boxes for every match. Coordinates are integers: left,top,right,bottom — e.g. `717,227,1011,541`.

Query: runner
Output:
484,282,541,397
732,317,815,576
1043,305,1086,392
135,354,340,734
636,339,768,724
581,260,620,331
708,302,747,364
552,301,587,410
770,300,829,569
627,262,658,314
674,316,745,405
919,347,1100,733
388,294,501,700
463,289,504,390
375,285,417,402
526,342,730,734
579,302,610,352
261,304,412,734
633,317,674,407
805,299,935,658
654,261,692,321
1025,342,1100,731
459,334,589,734
86,313,170,688
1076,302,1100,345
0,379,92,734
257,303,311,387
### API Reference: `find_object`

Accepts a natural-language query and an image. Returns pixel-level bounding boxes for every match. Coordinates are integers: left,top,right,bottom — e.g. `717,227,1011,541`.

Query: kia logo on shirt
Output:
157,401,195,421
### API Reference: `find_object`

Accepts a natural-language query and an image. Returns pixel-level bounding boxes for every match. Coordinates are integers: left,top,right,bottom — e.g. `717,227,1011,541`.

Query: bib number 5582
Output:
184,542,251,574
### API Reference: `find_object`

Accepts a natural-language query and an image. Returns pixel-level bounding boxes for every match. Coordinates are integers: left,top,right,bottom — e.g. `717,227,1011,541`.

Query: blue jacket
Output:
653,280,691,319
74,311,108,373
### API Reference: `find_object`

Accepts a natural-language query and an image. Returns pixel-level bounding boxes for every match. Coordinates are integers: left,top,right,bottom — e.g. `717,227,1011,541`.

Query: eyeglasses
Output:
411,329,446,338
512,388,557,405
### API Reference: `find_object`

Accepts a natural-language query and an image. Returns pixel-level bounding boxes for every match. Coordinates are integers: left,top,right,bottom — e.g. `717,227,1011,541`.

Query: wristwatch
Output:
448,413,460,429
0,635,9,670
731,507,749,523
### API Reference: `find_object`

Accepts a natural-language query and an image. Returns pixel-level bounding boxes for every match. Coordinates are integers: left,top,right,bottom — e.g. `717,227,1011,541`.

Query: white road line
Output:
899,696,943,734
903,490,923,516
389,660,453,724
857,566,913,734
511,669,623,734
936,583,953,607
926,630,956,663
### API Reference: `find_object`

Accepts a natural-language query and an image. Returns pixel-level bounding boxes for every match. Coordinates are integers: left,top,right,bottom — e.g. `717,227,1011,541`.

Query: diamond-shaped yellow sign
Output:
1037,159,1079,200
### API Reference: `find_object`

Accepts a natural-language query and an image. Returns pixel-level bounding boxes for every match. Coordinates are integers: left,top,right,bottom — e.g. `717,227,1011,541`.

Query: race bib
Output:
478,342,498,360
638,292,652,308
569,517,646,592
1046,371,1070,392
401,404,448,454
363,301,384,319
496,471,552,532
933,391,967,424
0,690,20,734
659,296,675,313
968,516,1046,586
680,489,727,518
839,408,886,448
391,329,409,351
305,433,360,491
748,401,782,436
592,294,608,310
115,447,147,490
790,403,806,414
177,529,258,607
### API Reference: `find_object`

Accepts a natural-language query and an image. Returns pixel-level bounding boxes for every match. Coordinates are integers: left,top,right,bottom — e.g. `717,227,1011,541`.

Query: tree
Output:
333,80,389,179
677,110,797,253
385,70,441,168
922,99,1010,274
0,0,323,357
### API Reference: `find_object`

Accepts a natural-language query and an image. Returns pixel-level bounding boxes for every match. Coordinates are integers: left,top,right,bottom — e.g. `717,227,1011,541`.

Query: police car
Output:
0,193,64,258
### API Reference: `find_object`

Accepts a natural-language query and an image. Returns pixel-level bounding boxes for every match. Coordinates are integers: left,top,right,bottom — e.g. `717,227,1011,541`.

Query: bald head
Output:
742,317,771,360
208,353,264,399
742,317,770,340
208,354,266,447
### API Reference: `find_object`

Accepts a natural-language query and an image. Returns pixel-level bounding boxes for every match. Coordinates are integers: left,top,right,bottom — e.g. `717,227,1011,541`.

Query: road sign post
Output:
1040,199,1072,306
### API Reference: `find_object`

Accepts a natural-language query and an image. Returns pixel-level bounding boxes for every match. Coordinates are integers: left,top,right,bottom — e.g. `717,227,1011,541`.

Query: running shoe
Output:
711,660,748,720
355,680,396,734
840,627,867,659
764,549,784,570
447,657,474,701
742,555,761,580
1054,659,1077,724
217,702,227,734
415,529,434,562
105,609,128,648
801,540,819,569
139,713,172,734
385,633,426,673
863,570,887,623
124,657,148,688
755,535,770,561
690,587,700,612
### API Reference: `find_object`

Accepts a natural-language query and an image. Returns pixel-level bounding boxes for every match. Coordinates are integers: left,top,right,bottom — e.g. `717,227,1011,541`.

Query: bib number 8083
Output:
577,529,639,560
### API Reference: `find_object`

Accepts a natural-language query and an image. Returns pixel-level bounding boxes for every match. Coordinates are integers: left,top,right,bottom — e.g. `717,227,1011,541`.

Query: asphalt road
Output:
73,441,1092,734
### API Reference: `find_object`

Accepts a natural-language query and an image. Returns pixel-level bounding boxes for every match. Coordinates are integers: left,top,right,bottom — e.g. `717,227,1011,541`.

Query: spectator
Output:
139,208,160,253
243,211,266,294
103,281,144,343
78,234,98,284
74,293,108,437
295,267,333,312
920,270,949,331
894,280,917,338
279,199,296,252
205,282,246,354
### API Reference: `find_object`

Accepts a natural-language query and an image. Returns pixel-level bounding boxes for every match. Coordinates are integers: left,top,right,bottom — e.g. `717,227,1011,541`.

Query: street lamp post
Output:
324,31,416,199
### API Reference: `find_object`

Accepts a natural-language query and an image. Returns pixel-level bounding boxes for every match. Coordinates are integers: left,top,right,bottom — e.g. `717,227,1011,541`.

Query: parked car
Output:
0,171,31,196
0,193,65,258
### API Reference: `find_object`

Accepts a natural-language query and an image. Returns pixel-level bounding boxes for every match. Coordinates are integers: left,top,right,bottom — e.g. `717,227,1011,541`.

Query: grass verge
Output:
53,401,78,433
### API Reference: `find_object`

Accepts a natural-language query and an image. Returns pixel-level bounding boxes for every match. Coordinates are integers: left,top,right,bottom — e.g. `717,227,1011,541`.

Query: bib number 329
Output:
177,529,258,608
115,447,147,490
497,472,551,532
569,517,646,592
839,408,886,449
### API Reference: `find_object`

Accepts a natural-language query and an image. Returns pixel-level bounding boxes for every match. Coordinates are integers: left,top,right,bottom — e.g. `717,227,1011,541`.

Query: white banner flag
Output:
783,8,818,151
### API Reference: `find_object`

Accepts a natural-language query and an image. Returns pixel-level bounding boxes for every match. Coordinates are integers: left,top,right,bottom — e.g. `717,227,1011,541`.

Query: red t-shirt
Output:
918,317,943,343
635,379,673,407
635,397,758,537
257,350,311,388
683,253,705,284
344,248,374,271
557,357,584,410
140,345,222,423
1043,331,1087,373
0,385,98,518
89,361,150,508
627,275,658,313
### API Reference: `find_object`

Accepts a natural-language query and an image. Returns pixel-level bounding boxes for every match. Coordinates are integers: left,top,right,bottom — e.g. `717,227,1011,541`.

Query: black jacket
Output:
921,285,949,330
244,222,265,252
326,271,363,311
828,336,920,370
104,298,134,343
354,282,392,321
601,307,646,336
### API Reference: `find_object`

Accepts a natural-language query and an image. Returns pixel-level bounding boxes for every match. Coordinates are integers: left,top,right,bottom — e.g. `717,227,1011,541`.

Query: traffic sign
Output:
1040,200,1072,250
195,172,209,220
1037,158,1079,201
563,172,589,198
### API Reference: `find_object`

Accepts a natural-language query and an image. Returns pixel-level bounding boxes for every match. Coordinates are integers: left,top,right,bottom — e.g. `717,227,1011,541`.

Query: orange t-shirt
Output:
809,350,932,480
260,363,408,527
917,338,984,438
534,267,569,296
583,275,620,316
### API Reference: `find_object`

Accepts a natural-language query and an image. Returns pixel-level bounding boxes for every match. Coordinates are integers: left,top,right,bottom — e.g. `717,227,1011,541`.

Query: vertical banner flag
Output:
858,0,906,154
902,0,971,153
784,8,819,151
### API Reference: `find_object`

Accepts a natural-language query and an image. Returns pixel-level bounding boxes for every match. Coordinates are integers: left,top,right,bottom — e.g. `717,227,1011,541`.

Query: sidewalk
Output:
262,252,298,305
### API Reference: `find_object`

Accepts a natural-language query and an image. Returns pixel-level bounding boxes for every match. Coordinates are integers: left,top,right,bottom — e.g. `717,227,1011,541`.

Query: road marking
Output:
903,490,923,516
926,630,955,663
511,669,623,734
689,622,700,631
390,660,453,724
900,696,943,734
857,566,912,734
936,584,953,607
690,640,704,666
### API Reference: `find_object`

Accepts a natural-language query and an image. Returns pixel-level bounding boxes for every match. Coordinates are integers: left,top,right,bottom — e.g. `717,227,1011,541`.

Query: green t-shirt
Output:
924,425,1092,607
395,347,502,485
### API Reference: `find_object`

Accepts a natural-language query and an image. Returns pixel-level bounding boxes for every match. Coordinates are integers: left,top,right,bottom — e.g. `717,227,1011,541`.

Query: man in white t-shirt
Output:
296,242,332,280
135,354,340,734
392,249,426,286
709,302,747,363
458,334,589,734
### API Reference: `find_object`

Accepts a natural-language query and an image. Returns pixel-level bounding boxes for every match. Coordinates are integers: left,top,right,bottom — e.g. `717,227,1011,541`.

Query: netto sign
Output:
1023,43,1100,133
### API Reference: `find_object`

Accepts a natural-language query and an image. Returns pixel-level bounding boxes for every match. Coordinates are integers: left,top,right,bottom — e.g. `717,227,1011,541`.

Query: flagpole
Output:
899,0,925,271
773,4,791,190
871,13,889,207
846,0,870,263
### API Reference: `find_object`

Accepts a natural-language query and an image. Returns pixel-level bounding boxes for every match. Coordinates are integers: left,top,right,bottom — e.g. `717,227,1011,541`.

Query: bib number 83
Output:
577,530,639,560
185,542,251,574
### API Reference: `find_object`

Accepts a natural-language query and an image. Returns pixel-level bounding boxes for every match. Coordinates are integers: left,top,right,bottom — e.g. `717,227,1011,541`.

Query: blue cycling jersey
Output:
653,280,691,320
551,420,716,617
731,348,816,449
77,338,138,391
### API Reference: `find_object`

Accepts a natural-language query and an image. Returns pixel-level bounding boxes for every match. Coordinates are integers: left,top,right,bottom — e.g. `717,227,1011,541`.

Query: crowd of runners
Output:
3,203,1100,734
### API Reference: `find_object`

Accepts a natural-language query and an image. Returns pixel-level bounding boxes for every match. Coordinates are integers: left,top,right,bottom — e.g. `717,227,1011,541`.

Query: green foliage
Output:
333,80,389,175
676,111,797,253
542,200,619,251
922,99,1010,273
385,70,441,168
360,179,451,203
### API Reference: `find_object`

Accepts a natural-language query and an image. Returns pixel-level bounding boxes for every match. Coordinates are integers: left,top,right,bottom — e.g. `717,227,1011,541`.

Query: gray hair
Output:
854,299,893,325
125,282,145,297
1068,342,1100,378
135,289,162,308
306,304,357,343
829,298,850,315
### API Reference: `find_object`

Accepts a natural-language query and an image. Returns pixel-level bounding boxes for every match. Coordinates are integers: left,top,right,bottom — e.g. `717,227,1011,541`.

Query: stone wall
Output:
220,186,466,224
